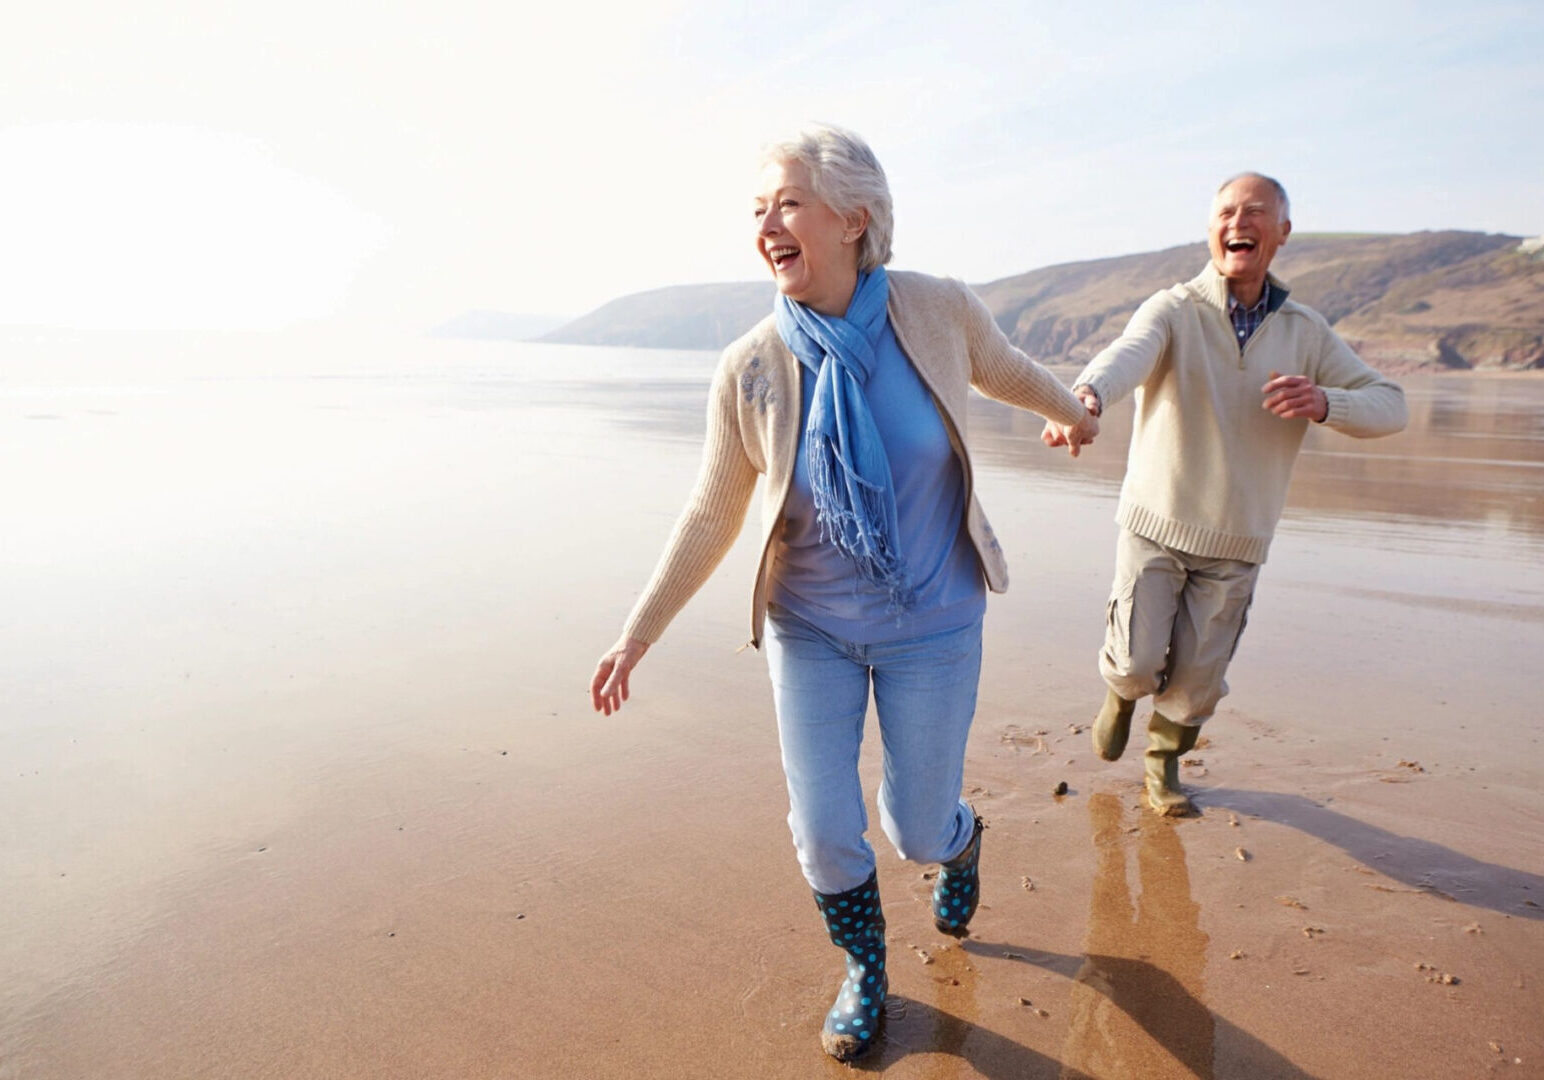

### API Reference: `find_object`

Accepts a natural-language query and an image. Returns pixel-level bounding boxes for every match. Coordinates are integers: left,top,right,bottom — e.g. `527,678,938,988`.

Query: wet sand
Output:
2,336,1542,1078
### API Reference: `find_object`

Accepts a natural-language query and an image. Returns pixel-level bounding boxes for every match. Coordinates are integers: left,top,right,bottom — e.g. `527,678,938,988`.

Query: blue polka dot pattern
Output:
932,811,983,936
811,871,886,1061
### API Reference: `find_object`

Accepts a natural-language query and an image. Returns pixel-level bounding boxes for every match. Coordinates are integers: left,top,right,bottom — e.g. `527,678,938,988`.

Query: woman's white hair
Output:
760,123,894,272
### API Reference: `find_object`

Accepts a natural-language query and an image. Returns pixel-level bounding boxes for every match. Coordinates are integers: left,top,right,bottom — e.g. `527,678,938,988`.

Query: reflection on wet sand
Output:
1054,795,1324,1080
1060,793,1216,1079
955,796,1320,1080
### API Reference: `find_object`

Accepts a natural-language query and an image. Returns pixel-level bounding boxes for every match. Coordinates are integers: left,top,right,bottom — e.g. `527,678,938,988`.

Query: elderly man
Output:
1044,172,1408,816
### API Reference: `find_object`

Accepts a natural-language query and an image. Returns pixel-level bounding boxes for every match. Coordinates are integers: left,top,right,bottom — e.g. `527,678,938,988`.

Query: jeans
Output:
764,605,983,894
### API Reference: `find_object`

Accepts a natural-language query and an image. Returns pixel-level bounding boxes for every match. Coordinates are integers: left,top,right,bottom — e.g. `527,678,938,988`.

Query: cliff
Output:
503,231,1544,371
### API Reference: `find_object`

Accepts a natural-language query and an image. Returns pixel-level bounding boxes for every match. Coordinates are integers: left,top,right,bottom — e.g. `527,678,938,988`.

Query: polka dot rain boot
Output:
811,872,887,1062
932,811,983,936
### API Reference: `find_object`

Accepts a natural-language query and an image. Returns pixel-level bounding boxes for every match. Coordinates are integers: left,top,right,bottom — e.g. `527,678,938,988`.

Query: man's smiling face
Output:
1208,175,1291,297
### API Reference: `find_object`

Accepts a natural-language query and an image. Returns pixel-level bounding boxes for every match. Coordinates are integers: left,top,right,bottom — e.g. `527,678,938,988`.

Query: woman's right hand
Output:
590,636,651,716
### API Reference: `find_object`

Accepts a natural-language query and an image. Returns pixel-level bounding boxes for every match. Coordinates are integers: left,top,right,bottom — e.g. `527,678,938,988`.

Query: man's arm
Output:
1071,290,1173,414
1307,327,1408,438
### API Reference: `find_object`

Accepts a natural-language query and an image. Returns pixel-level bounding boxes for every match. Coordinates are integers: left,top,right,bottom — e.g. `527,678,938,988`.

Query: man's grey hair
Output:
760,123,894,272
1217,172,1291,223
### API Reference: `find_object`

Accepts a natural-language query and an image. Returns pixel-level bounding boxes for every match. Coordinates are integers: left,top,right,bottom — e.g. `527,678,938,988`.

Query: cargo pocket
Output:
1103,582,1137,673
1226,592,1255,661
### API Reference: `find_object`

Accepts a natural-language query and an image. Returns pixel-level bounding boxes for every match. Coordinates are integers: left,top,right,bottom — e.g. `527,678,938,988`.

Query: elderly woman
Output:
589,123,1096,1062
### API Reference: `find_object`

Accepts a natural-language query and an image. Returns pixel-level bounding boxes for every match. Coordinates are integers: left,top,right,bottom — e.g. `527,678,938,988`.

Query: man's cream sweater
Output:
1075,263,1408,564
620,270,1089,649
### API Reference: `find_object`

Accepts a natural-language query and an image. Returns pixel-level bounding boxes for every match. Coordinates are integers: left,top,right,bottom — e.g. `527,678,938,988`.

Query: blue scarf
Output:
775,266,915,613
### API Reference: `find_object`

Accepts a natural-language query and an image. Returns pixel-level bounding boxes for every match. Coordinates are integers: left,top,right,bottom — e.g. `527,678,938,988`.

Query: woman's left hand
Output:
589,636,651,716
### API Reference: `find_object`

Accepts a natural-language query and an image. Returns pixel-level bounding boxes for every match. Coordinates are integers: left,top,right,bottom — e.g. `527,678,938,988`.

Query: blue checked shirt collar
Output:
1227,282,1271,348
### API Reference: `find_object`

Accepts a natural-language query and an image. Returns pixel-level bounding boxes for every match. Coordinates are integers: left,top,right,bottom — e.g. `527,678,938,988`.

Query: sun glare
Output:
0,123,388,331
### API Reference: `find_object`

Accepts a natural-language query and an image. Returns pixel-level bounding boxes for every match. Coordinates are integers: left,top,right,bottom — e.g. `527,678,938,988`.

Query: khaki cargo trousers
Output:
1099,529,1262,727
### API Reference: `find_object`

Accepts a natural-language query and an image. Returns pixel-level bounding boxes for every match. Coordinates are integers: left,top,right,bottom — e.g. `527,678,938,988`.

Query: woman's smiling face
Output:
753,157,863,317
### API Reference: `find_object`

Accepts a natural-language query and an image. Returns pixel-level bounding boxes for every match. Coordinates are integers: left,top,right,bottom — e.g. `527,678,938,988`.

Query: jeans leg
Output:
870,616,984,866
765,608,875,894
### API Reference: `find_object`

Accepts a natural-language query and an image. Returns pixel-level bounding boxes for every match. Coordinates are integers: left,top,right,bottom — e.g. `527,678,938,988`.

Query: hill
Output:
519,231,1544,370
974,231,1542,371
536,282,777,350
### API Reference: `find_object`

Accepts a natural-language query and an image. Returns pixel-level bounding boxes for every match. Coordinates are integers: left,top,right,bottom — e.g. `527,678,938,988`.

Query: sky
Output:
1,0,1540,332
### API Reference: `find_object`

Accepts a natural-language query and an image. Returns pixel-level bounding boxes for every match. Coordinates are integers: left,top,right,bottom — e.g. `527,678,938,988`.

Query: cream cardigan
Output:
620,270,1090,649
1075,263,1408,564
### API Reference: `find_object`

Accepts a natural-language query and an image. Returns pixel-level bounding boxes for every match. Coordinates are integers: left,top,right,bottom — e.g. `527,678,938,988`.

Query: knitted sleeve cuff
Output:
1080,375,1116,415
1321,386,1351,427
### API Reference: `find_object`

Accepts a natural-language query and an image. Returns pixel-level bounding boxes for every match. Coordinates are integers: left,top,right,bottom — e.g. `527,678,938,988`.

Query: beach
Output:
2,334,1541,1079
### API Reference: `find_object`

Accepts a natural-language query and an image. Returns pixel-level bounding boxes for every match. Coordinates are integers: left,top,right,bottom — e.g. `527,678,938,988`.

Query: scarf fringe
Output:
808,433,916,613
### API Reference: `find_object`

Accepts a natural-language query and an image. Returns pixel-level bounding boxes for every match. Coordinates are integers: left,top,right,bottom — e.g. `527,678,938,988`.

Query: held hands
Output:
1040,387,1101,457
1262,370,1328,422
590,635,650,716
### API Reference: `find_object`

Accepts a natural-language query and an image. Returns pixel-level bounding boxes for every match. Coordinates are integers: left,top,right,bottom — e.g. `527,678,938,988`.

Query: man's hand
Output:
1262,370,1328,422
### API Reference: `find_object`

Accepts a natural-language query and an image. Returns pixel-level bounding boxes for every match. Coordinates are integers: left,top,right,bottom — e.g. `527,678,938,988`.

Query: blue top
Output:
770,317,986,644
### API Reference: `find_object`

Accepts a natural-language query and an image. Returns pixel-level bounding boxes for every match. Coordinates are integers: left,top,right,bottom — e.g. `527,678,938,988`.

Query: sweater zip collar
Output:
1191,263,1290,367
1193,262,1290,314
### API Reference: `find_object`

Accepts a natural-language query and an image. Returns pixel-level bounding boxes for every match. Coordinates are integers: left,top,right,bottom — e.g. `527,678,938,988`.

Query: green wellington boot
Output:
1144,713,1201,816
1092,688,1137,761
